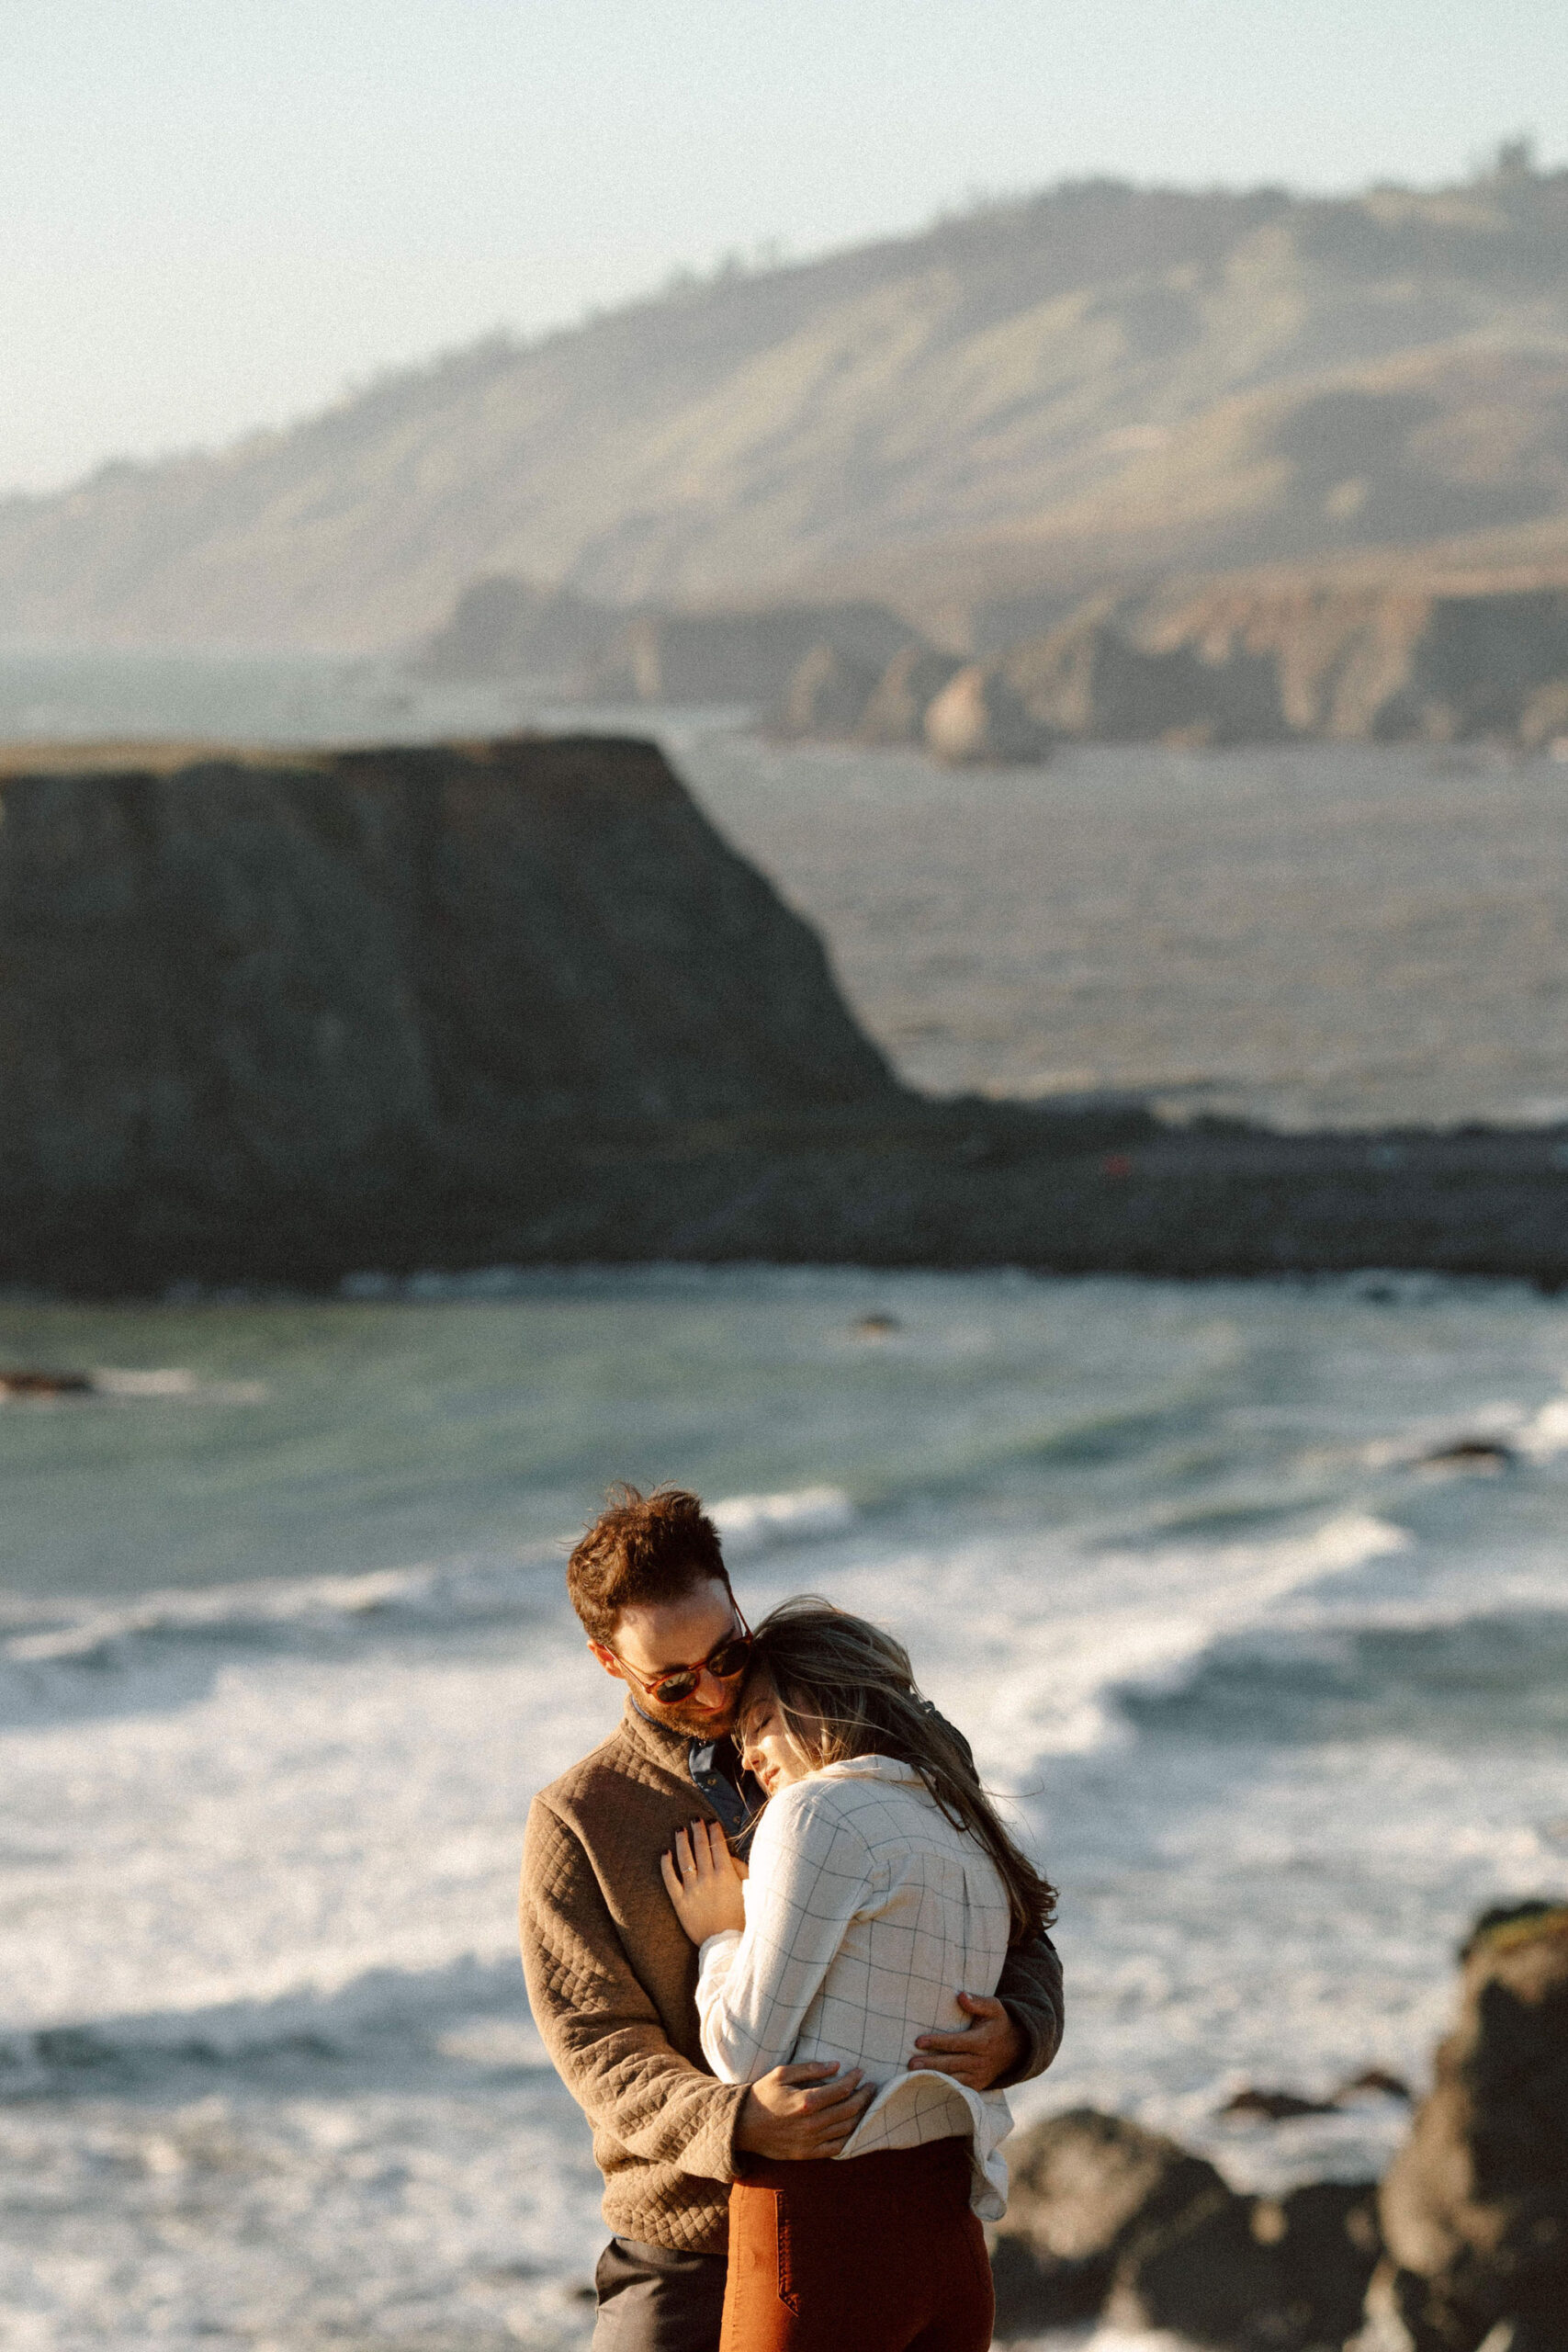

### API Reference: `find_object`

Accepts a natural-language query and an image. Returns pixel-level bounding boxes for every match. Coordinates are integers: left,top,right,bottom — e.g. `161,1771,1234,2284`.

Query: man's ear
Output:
587,1639,626,1682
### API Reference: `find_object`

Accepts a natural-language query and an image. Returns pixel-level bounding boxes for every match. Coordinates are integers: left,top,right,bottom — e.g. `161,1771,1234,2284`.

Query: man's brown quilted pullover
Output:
519,1697,1066,2254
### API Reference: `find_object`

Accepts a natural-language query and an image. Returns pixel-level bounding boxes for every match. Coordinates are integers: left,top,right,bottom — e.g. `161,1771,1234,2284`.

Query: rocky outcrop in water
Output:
416,582,922,711
419,572,1568,755
770,642,885,740
853,646,965,744
922,662,1056,763
1366,1903,1568,2352
991,1907,1568,2352
990,2109,1381,2349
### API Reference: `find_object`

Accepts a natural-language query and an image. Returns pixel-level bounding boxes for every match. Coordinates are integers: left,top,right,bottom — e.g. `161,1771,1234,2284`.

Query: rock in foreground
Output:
994,1906,1568,2351
991,2109,1379,2349
1368,1903,1568,2352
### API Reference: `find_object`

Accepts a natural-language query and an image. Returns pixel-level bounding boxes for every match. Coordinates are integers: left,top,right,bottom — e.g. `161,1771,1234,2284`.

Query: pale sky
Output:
3,0,1563,494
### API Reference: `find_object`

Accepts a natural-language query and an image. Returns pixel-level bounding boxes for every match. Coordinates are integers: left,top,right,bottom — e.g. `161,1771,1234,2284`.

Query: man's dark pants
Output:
592,2236,726,2351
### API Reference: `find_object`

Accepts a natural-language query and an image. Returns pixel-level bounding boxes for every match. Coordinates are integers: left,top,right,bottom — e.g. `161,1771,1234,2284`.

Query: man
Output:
520,1486,1064,2350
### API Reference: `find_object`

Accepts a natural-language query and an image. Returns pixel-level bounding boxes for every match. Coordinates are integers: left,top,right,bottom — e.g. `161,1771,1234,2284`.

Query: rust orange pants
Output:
720,2138,993,2352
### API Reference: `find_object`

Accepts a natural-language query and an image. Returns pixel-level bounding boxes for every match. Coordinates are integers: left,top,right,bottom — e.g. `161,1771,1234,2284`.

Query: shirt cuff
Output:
697,1928,743,1973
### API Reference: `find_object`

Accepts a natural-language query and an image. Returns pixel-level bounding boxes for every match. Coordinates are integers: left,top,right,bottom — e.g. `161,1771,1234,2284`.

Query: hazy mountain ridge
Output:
4,173,1568,650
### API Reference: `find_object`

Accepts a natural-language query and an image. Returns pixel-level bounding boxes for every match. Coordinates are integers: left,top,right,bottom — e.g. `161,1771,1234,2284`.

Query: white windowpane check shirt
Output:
694,1754,1014,2217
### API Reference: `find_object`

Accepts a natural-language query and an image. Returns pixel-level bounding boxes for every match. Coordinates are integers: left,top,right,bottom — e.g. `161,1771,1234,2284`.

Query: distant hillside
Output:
5,169,1568,650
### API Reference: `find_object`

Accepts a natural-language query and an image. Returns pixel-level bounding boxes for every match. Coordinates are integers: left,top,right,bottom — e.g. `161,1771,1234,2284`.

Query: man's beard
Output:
643,1690,740,1741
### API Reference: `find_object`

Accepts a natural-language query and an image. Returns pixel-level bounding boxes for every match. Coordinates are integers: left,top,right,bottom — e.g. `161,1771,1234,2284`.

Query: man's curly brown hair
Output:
566,1484,730,1643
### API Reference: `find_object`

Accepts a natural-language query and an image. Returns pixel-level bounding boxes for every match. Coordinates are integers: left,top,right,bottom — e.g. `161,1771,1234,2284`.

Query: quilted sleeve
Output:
520,1794,747,2184
993,1927,1066,2086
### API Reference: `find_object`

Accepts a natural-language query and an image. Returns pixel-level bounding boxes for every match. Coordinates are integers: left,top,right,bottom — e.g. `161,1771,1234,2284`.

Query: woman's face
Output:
738,1685,817,1797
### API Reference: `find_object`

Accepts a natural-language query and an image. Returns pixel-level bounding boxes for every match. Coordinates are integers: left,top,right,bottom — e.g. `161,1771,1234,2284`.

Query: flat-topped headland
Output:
3,733,1568,1295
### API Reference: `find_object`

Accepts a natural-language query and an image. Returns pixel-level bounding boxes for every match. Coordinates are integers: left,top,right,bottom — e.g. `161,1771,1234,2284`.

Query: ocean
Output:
3,651,1567,2350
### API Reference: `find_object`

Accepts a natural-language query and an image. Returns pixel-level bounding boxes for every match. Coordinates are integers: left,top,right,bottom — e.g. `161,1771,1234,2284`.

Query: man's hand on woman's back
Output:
908,1992,1023,2090
735,2062,874,2159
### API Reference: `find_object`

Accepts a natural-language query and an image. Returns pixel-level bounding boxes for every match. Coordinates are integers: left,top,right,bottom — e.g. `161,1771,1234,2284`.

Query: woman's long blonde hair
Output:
740,1597,1056,1943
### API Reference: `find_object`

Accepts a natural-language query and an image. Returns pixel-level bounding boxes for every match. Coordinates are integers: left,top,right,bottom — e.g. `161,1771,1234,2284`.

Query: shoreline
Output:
7,1099,1568,1298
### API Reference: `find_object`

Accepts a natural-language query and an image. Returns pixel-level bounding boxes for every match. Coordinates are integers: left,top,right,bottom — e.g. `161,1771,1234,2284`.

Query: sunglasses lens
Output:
707,1638,751,1679
649,1669,699,1702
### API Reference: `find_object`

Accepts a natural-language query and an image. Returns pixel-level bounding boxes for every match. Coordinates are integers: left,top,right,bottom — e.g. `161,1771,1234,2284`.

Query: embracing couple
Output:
520,1487,1063,2351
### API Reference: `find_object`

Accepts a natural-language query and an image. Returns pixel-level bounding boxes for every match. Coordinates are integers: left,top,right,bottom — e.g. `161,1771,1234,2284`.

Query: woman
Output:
660,1598,1056,2352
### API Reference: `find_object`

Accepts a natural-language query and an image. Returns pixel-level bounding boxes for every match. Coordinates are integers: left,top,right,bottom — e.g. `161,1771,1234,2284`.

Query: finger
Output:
955,1994,1003,2019
773,2062,840,2085
688,1822,712,1879
911,2032,973,2054
908,2055,983,2084
798,2087,863,2116
809,2090,874,2143
674,1826,694,1878
660,1853,681,1901
798,2071,865,2111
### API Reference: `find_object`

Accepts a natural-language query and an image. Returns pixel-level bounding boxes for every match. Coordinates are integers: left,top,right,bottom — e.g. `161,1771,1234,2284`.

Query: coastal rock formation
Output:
7,736,1568,1290
987,583,1568,748
1141,582,1568,745
415,576,621,681
990,2109,1380,2348
998,597,1287,744
853,646,965,744
1367,1903,1568,2352
758,579,1568,753
923,662,1055,763
771,642,884,739
582,601,918,707
0,736,897,1289
418,571,1568,754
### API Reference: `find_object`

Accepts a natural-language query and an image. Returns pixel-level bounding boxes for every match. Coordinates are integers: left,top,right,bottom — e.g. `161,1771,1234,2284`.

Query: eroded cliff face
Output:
0,735,897,1285
989,582,1568,751
681,580,1568,760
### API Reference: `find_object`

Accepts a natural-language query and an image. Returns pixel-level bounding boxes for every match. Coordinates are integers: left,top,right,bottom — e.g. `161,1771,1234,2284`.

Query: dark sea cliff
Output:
4,731,1568,1295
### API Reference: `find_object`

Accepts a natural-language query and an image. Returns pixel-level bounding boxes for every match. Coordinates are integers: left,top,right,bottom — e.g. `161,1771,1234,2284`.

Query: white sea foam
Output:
0,1553,560,1706
1517,1393,1568,1459
710,1484,855,1554
823,1510,1414,1768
